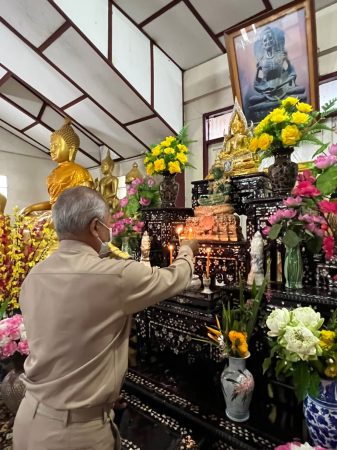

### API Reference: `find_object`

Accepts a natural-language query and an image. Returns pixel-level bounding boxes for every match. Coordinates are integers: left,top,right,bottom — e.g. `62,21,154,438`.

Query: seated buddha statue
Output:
125,162,143,184
208,99,259,180
22,118,94,216
97,152,119,214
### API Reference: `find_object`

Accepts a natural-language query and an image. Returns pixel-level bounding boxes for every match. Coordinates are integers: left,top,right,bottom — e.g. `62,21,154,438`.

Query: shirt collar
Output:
58,240,98,256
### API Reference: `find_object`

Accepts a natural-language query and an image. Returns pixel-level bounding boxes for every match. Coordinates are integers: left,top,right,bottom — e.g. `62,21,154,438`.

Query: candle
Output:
206,247,211,278
188,227,193,240
176,226,183,244
169,244,174,265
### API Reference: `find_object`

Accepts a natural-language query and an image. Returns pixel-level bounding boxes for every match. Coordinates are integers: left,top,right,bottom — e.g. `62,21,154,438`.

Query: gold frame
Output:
225,0,318,123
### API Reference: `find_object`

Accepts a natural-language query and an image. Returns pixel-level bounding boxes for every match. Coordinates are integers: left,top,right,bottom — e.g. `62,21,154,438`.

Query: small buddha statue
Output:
22,118,94,215
0,193,7,214
97,152,119,214
140,231,151,267
126,163,143,184
207,100,259,180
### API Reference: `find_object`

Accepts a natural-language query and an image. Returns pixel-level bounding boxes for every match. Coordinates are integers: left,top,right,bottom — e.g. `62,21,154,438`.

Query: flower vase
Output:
159,172,179,208
284,244,303,289
303,379,337,449
268,147,298,196
1,353,26,414
121,236,133,255
220,353,254,422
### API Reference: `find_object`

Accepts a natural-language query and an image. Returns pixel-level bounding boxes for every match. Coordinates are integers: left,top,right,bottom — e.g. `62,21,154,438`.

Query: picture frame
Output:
225,0,318,124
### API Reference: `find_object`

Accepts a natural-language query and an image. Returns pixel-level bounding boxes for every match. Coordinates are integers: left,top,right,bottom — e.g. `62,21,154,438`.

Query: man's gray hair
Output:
52,186,109,238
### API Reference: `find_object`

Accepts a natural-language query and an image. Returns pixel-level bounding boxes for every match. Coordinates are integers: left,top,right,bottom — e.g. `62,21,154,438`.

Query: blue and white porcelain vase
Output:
220,353,254,422
303,379,337,449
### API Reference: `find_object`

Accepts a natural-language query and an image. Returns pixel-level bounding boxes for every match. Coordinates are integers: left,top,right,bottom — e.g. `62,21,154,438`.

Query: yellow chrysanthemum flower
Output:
164,147,175,155
296,102,313,113
168,161,181,174
176,152,188,164
291,111,310,125
320,330,336,343
281,97,299,107
281,125,301,146
144,157,149,164
249,137,259,152
254,116,270,135
325,363,337,378
177,144,188,153
154,158,166,172
257,133,273,150
151,146,161,157
146,162,154,176
269,108,288,123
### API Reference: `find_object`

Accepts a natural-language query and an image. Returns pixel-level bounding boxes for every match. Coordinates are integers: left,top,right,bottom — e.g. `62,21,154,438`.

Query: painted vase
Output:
303,379,337,449
268,147,298,196
220,353,254,422
159,172,179,208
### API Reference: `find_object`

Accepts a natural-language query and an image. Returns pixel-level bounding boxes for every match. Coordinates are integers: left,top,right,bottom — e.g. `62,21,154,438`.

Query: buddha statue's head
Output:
50,118,80,163
230,114,245,135
101,152,114,176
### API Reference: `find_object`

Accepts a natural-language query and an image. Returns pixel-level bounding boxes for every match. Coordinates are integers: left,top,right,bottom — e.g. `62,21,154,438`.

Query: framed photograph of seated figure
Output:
225,0,318,124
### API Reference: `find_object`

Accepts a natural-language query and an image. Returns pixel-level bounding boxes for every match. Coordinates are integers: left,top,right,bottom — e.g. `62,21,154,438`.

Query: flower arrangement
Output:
201,277,268,358
275,442,326,450
0,210,57,314
263,142,337,260
119,176,160,218
144,125,194,176
110,213,144,239
250,97,337,159
0,314,29,359
263,306,337,400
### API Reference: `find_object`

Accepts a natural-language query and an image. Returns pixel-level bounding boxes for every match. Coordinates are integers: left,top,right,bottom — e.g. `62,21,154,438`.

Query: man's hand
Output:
112,396,127,410
180,239,199,256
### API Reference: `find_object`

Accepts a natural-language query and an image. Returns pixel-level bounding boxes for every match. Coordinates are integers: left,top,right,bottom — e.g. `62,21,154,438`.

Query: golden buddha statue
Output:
97,152,119,214
0,193,7,214
208,99,259,180
126,162,143,184
22,118,94,215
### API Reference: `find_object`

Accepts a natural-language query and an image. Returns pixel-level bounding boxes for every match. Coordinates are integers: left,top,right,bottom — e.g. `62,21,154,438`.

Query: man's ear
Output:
89,218,99,238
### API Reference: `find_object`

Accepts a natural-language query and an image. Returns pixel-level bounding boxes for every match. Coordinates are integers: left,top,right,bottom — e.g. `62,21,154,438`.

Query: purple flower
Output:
283,196,302,207
147,177,155,187
305,222,325,237
314,154,337,169
329,143,337,156
112,211,124,219
127,186,137,195
139,197,151,206
281,209,297,219
262,226,271,236
120,197,128,207
131,178,143,186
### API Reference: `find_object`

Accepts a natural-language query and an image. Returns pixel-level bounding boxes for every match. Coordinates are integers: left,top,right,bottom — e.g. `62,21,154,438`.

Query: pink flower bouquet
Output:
119,176,159,219
275,442,326,450
0,314,29,359
264,143,337,260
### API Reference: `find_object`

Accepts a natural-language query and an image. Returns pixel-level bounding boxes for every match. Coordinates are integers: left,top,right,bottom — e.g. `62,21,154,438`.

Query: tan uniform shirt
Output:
19,240,194,410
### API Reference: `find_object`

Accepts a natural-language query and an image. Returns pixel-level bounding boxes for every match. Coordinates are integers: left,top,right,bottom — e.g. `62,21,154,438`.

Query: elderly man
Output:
13,186,198,450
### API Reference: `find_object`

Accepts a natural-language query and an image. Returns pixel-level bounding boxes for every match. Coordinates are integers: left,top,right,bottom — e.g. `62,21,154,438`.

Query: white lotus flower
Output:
292,307,323,331
281,325,320,360
266,308,291,337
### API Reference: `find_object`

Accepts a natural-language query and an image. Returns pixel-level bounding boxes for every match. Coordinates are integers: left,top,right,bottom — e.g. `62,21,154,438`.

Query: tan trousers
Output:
13,392,121,450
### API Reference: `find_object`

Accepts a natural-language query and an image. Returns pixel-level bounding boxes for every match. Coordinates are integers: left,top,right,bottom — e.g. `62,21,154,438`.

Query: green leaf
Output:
283,229,301,248
268,223,282,240
312,143,330,158
263,357,272,374
306,236,323,254
316,165,337,195
307,372,320,399
293,362,310,401
0,300,9,320
301,134,324,145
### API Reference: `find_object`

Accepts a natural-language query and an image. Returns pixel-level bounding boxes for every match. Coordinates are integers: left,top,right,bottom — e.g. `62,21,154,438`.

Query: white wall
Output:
0,128,55,212
183,3,337,206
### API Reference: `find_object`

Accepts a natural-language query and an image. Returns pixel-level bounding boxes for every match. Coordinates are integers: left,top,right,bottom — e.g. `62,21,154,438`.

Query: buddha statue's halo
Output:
227,98,248,136
51,117,80,152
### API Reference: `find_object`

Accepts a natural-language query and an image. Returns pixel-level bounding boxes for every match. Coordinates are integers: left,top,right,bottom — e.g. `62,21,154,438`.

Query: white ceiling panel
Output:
128,117,173,147
114,0,172,24
0,0,65,47
44,28,153,122
0,24,82,107
65,99,145,158
0,78,43,117
0,122,49,154
53,0,109,56
316,0,337,10
0,97,35,130
25,123,52,148
269,0,292,8
190,0,265,34
0,68,7,80
143,3,222,69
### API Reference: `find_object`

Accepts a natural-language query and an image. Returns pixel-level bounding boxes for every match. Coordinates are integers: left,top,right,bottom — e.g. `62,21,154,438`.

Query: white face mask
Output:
97,220,113,255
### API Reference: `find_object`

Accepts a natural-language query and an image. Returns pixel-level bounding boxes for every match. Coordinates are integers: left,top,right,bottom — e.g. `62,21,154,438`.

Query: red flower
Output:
319,200,337,215
292,181,320,197
323,236,334,260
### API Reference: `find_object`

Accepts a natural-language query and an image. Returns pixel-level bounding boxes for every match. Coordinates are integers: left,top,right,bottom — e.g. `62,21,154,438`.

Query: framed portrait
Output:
225,0,318,124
